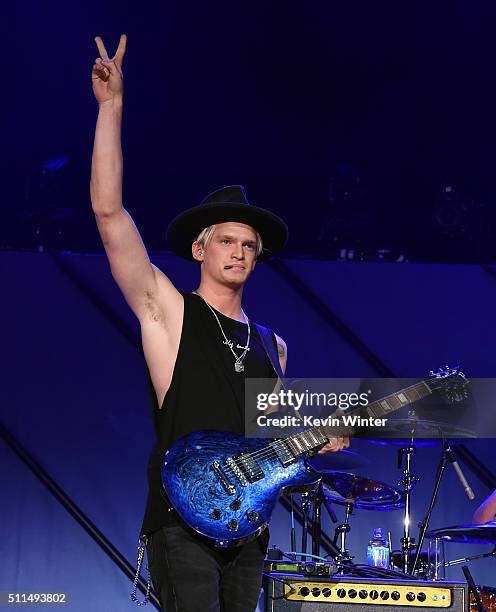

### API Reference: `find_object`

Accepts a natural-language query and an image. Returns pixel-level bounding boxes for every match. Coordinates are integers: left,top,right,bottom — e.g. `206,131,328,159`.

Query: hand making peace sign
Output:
92,34,127,105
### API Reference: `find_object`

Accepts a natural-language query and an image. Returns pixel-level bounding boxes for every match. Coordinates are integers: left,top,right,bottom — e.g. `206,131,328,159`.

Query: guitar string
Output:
221,378,451,470
221,376,461,474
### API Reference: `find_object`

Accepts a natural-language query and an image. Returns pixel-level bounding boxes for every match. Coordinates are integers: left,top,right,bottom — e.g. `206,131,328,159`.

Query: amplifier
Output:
263,573,469,611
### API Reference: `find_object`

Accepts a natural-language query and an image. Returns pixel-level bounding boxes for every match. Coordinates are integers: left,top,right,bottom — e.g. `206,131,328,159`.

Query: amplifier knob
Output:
227,519,238,531
230,499,241,511
322,588,332,598
300,587,310,597
380,591,390,600
311,588,321,597
337,588,346,599
417,593,426,602
391,591,400,601
348,589,357,599
406,592,415,602
359,590,368,599
369,590,379,600
211,509,221,520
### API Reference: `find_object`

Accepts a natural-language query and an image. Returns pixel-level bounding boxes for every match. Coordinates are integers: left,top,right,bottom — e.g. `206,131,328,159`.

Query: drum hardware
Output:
290,496,296,556
297,483,338,562
397,428,419,574
300,492,311,561
311,482,337,558
411,435,454,575
444,547,496,567
319,472,406,572
426,520,496,544
366,414,475,575
333,499,355,569
277,372,481,583
320,472,405,510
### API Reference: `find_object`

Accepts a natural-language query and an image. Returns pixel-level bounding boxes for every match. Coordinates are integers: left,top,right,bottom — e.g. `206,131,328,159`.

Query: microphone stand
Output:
411,435,449,575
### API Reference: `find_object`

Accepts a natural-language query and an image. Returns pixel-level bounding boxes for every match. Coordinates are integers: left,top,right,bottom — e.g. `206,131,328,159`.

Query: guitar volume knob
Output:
230,499,241,511
211,509,221,520
247,510,259,522
228,519,239,531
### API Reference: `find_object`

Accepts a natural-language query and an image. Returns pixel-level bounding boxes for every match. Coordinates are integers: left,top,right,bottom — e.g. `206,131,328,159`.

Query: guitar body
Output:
161,367,468,548
162,430,320,547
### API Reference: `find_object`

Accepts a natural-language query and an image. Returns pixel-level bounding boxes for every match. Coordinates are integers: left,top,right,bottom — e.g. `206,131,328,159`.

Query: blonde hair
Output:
195,224,263,258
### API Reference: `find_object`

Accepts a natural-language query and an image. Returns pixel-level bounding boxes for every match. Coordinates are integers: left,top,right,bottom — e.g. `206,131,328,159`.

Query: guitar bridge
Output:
211,460,236,495
225,457,248,486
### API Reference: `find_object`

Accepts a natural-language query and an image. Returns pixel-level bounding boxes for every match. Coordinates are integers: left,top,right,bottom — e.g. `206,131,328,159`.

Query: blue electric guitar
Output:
162,367,468,547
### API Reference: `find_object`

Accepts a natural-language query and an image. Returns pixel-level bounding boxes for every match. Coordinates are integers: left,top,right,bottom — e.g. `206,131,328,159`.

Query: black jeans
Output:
146,517,268,612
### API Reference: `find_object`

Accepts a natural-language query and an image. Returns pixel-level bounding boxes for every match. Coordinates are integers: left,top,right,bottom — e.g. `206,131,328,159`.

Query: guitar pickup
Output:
269,440,296,467
236,454,264,483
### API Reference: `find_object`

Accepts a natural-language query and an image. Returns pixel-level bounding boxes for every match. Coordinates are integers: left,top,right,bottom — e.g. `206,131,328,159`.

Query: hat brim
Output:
166,203,288,261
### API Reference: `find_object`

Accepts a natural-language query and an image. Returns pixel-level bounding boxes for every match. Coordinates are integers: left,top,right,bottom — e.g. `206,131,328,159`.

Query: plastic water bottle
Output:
367,527,389,568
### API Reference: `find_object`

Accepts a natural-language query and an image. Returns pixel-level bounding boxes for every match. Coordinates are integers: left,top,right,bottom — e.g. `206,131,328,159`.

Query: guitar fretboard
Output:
282,380,434,459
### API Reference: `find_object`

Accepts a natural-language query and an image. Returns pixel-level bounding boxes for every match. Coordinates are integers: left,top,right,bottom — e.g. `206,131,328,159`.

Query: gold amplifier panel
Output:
283,580,452,607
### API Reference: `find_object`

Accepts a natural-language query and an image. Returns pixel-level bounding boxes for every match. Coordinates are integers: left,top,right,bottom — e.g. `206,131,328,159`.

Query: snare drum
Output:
470,585,496,611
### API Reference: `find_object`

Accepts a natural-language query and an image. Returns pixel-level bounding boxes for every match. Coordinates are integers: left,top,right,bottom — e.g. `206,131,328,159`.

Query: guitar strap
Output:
254,322,287,391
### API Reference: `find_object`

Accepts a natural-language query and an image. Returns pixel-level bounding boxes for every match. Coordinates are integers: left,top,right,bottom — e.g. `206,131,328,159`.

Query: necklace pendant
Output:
235,361,244,373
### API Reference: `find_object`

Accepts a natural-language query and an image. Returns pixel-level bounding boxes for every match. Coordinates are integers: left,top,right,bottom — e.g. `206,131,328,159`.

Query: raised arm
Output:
472,489,496,524
90,35,181,323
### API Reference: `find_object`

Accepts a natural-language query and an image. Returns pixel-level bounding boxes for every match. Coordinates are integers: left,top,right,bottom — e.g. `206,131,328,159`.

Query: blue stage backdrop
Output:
1,251,495,610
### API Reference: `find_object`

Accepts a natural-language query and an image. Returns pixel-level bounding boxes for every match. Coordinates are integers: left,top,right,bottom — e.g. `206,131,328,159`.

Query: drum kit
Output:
284,415,496,609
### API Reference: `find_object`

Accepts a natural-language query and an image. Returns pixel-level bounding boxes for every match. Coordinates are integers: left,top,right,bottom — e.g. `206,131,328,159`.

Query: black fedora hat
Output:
166,185,288,261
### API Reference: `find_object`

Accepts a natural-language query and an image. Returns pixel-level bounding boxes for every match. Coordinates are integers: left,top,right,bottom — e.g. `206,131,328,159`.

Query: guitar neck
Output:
283,379,434,459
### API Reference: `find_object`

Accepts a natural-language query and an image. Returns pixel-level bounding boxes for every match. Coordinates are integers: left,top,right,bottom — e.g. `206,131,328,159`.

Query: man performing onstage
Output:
90,35,349,611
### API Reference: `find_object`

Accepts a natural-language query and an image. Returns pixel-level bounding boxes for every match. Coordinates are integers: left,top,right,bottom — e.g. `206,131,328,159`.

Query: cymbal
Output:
426,521,496,544
364,418,476,445
321,471,405,510
306,449,371,472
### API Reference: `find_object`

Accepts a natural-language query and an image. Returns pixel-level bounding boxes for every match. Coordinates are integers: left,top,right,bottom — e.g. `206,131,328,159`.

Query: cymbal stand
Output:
333,500,355,571
300,492,311,561
290,496,297,558
311,482,338,558
398,430,418,573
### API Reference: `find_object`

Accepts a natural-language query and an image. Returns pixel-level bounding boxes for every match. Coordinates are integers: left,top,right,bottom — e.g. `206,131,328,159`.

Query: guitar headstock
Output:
427,365,469,403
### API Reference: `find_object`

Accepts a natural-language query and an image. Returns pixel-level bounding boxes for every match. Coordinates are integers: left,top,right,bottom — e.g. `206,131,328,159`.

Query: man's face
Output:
197,222,258,286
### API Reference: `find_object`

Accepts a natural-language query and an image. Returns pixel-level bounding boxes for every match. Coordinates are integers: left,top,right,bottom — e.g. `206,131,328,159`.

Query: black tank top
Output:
140,292,277,536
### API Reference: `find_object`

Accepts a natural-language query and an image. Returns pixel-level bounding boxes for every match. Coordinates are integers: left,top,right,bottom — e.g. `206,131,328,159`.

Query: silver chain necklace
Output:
194,291,251,372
